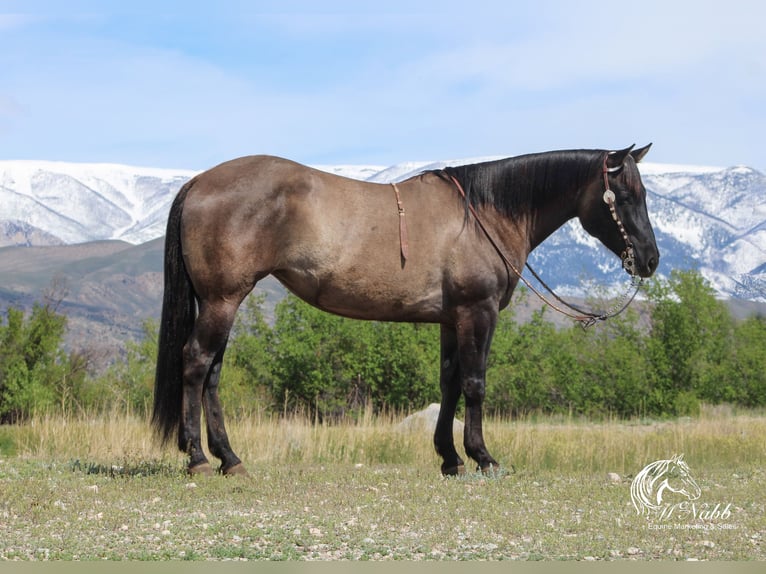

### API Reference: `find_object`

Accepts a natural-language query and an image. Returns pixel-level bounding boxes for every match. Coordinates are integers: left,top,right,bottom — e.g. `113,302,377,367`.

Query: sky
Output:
1,0,765,171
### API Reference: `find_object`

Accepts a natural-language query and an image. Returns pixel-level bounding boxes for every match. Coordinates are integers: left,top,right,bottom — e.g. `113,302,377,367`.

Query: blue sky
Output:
1,1,765,170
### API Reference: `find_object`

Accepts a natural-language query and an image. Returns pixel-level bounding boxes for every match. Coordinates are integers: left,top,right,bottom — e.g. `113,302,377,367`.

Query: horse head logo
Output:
630,454,702,516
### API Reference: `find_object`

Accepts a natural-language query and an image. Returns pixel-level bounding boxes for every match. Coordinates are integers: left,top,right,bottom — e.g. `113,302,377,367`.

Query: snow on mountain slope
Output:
0,160,195,245
1,157,765,301
640,165,766,300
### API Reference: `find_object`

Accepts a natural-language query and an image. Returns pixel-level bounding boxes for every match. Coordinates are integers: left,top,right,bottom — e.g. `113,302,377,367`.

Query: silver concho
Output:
603,189,616,204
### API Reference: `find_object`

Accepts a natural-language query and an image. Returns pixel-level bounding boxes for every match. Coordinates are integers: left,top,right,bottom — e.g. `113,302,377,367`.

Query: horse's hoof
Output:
188,462,214,476
442,464,466,477
480,463,505,476
222,463,249,477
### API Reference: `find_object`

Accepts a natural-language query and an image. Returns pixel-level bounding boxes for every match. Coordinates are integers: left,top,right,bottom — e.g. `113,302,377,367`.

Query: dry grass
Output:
4,404,764,475
1,406,764,560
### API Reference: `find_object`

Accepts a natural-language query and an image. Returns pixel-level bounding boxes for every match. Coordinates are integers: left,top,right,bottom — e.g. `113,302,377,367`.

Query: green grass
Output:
0,407,764,560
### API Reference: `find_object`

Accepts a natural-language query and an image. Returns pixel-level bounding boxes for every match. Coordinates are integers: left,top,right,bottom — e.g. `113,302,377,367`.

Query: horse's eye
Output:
618,191,635,206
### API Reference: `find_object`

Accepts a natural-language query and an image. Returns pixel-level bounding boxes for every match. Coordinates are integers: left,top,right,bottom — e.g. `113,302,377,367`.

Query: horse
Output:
152,144,659,476
631,454,702,515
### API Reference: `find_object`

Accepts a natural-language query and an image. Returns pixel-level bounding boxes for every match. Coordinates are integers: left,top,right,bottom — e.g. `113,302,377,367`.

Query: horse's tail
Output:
152,177,197,447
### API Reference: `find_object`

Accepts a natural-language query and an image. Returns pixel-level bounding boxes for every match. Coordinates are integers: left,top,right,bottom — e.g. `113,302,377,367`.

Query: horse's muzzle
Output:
630,244,659,278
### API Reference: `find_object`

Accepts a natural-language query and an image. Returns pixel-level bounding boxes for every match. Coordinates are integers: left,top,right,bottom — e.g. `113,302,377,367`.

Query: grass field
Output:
0,406,764,561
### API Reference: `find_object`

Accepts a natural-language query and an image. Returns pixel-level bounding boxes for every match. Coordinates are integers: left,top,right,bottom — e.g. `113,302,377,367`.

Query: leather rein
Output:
449,153,643,328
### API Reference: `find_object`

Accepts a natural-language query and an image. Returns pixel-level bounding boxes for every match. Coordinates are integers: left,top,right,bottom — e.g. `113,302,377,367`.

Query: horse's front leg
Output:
434,324,465,476
455,305,500,473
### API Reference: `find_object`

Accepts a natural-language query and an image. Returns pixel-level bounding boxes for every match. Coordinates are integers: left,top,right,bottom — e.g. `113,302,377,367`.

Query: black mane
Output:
434,149,606,219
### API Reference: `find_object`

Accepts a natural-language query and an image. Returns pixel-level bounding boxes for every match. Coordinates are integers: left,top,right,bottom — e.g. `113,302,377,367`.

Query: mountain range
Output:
1,156,765,364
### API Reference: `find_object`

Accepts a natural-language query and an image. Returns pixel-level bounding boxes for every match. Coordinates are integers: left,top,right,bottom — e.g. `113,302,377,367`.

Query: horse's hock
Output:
397,404,464,435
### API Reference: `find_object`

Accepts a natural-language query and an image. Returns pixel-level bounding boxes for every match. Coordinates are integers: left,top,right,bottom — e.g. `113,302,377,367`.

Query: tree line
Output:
1,269,765,423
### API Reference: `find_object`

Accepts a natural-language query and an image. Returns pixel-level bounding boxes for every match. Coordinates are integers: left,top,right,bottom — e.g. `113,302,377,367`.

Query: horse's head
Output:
578,144,659,278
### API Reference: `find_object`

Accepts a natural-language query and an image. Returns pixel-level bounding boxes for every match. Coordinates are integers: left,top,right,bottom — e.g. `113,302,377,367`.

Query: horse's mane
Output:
431,150,606,219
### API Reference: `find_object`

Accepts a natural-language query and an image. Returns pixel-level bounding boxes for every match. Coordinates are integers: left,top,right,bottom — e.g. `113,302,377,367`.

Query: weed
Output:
0,427,16,456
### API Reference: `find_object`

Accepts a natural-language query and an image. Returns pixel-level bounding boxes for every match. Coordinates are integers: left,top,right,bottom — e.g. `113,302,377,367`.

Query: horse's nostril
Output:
648,256,658,273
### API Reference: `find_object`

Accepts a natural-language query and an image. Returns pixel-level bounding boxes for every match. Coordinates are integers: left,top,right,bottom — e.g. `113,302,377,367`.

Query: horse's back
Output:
190,155,313,194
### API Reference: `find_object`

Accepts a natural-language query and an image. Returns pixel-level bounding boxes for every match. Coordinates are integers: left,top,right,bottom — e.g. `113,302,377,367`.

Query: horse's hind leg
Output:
180,300,239,476
202,345,247,476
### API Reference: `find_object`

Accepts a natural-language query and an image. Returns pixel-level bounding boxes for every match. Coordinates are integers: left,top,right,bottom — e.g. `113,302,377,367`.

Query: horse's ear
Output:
631,143,652,164
606,144,636,171
673,453,685,463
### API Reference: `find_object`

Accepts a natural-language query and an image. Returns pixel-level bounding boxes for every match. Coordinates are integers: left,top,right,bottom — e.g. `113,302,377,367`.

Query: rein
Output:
448,153,643,328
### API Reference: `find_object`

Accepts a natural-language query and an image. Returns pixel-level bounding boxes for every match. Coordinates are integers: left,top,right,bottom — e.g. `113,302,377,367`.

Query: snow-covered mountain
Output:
1,157,765,302
0,160,197,245
639,164,766,301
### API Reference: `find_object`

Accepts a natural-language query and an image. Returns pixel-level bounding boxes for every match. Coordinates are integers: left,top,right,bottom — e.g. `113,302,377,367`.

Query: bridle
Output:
449,152,643,328
602,154,637,277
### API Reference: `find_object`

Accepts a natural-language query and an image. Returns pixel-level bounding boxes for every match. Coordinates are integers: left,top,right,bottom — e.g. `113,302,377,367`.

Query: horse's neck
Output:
516,157,590,250
457,154,594,254
525,188,581,251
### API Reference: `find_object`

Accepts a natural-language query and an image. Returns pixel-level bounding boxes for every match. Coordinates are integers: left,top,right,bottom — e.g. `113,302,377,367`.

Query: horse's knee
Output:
462,376,486,403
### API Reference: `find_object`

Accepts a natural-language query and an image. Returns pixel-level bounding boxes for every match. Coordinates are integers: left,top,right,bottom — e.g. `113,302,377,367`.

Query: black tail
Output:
152,178,197,446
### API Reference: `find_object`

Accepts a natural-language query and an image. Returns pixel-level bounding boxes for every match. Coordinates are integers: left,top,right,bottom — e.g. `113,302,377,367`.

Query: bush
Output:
0,302,81,422
264,295,439,419
730,315,766,407
3,270,764,423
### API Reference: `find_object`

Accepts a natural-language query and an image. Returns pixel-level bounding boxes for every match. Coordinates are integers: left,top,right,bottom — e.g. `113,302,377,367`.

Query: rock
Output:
607,472,622,483
397,403,464,435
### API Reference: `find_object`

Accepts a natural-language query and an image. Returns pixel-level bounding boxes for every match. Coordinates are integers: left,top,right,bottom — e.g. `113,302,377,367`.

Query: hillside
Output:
0,239,289,366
